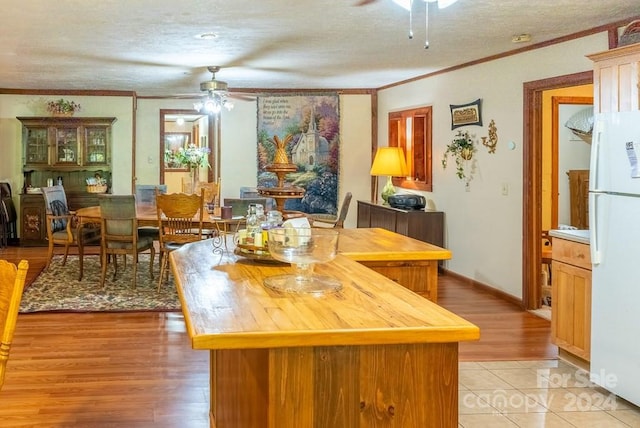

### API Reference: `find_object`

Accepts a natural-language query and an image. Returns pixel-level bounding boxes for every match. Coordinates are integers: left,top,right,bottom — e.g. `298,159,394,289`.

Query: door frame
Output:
522,71,593,309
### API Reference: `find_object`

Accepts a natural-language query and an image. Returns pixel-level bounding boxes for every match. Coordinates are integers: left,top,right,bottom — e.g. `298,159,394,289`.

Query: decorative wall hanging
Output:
450,99,482,129
482,119,498,153
257,94,340,215
442,129,477,185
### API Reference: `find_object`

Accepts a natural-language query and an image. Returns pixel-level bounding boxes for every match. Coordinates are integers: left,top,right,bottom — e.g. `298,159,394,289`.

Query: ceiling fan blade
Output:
436,0,459,8
354,0,378,5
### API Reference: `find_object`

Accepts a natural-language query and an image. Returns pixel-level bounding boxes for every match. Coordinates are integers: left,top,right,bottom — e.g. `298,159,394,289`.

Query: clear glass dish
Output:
263,227,341,294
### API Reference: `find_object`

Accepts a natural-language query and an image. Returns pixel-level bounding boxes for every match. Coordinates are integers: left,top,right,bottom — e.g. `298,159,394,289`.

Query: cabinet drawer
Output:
552,238,591,270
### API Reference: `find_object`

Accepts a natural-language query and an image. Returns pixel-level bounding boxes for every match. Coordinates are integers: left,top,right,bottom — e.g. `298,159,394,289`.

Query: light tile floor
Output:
459,359,640,427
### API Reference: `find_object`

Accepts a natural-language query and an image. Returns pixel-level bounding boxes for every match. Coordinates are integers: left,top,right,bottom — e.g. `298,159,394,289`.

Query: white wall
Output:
377,32,609,299
0,94,133,195
140,95,372,228
1,93,371,232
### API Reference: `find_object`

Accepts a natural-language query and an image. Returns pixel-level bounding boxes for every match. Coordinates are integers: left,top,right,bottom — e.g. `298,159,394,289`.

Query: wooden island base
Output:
211,343,458,428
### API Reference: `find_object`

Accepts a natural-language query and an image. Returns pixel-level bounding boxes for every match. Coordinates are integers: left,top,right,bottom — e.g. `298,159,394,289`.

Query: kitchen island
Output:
170,232,479,428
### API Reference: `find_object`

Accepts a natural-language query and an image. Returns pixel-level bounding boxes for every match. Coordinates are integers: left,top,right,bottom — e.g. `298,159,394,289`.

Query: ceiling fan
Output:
194,66,235,114
356,0,459,48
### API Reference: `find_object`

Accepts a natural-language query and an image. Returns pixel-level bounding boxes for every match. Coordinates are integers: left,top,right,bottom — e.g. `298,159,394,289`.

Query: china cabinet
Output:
19,117,115,170
17,116,116,246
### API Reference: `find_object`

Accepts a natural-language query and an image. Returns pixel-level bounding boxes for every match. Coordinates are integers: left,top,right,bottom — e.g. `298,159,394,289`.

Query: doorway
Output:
522,71,593,310
159,109,216,193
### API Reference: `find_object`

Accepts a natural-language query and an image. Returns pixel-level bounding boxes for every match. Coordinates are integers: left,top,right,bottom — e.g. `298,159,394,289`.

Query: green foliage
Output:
165,144,210,169
442,130,477,180
47,98,81,114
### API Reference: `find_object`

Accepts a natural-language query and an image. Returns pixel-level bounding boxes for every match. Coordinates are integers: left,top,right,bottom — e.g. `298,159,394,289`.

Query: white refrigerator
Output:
589,110,640,406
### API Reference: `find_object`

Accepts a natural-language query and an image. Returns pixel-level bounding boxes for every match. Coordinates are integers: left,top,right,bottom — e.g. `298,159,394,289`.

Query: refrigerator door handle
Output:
589,118,604,192
589,192,602,265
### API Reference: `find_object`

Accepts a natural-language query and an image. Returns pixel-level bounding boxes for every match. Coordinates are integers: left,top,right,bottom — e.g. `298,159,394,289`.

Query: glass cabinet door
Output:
55,127,79,165
84,127,108,165
25,127,49,164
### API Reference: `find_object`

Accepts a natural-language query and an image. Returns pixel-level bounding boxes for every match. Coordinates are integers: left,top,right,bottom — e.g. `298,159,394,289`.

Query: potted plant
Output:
47,99,81,116
442,130,477,180
170,144,211,191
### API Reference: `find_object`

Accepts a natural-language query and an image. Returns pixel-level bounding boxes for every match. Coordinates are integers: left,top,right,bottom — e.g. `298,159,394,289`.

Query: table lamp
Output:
370,147,408,204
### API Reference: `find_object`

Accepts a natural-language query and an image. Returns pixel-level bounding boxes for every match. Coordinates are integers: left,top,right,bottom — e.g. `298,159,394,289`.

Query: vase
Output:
190,167,199,194
461,147,473,160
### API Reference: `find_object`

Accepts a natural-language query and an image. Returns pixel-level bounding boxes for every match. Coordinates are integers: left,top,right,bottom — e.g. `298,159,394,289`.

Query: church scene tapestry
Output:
257,94,340,214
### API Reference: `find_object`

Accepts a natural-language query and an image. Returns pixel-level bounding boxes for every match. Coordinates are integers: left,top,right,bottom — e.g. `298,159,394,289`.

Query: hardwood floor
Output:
436,274,556,362
0,245,556,427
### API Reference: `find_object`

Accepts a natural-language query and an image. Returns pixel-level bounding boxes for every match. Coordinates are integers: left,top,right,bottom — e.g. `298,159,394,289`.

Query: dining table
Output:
74,204,246,276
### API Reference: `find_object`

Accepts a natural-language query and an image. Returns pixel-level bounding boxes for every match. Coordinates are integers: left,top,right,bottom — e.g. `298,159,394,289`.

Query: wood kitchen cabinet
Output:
551,237,592,362
356,200,444,248
588,43,640,113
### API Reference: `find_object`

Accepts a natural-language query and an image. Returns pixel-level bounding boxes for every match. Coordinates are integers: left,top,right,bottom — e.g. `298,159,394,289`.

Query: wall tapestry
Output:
257,94,340,214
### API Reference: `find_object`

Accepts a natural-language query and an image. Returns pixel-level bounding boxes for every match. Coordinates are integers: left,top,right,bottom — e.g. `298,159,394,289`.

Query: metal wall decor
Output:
482,119,498,153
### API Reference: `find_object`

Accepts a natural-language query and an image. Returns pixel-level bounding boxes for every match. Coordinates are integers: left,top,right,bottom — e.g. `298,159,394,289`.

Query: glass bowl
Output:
264,227,342,294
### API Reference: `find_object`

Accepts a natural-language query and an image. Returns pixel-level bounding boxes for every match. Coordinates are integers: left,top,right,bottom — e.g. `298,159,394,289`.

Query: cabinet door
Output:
551,261,592,361
24,127,50,165
357,201,372,228
369,205,397,232
83,126,109,165
589,45,640,113
54,127,80,165
20,196,46,246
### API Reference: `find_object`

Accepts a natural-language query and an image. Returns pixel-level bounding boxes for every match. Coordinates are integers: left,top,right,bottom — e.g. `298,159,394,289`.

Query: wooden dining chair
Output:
135,184,168,240
98,195,155,289
0,259,28,390
155,189,204,290
194,180,221,211
42,185,101,280
309,192,352,228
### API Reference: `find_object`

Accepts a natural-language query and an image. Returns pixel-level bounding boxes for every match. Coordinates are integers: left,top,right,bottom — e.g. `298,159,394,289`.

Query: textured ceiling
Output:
0,0,638,97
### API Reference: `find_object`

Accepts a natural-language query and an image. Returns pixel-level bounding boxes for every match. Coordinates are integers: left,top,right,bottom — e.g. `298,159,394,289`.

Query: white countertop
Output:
549,229,590,245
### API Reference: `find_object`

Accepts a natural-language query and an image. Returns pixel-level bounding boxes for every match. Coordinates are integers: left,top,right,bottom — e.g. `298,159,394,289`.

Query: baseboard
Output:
441,268,523,308
558,349,590,371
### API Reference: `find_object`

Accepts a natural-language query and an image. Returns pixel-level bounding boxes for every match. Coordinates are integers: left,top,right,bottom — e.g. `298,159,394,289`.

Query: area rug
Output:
19,254,181,313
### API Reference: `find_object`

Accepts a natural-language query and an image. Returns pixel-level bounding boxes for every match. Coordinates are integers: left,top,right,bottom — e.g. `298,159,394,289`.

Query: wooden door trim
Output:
522,71,593,310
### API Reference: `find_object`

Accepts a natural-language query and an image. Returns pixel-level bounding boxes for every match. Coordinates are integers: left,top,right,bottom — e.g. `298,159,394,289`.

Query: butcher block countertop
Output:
337,227,452,262
170,237,478,351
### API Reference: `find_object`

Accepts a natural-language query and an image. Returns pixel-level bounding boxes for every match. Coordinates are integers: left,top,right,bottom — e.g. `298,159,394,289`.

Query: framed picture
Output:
163,132,190,170
450,99,482,129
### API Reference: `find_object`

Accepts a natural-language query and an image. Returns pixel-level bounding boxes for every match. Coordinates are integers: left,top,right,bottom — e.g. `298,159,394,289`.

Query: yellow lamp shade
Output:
370,147,408,177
